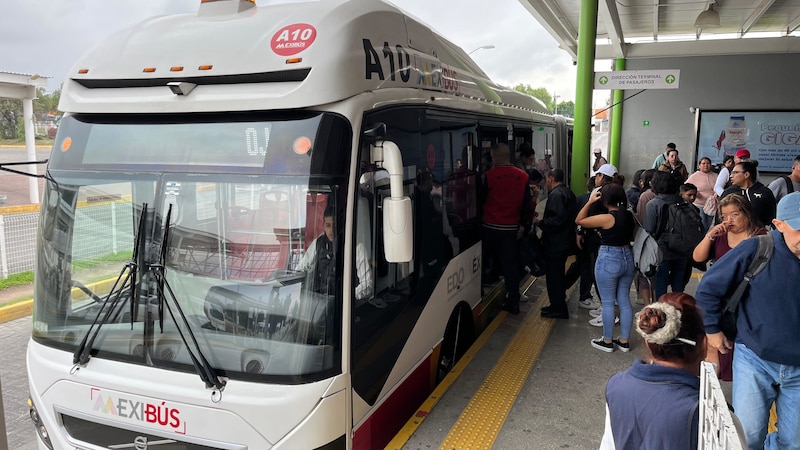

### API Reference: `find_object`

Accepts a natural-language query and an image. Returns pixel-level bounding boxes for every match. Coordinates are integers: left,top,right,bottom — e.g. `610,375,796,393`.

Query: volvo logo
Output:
134,436,148,450
108,436,176,449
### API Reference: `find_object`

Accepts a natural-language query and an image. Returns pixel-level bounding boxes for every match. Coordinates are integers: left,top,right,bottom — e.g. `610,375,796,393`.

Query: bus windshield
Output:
33,113,351,384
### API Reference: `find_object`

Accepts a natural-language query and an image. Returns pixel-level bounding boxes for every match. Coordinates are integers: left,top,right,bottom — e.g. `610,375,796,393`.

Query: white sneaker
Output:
589,308,602,318
578,298,601,309
589,315,619,327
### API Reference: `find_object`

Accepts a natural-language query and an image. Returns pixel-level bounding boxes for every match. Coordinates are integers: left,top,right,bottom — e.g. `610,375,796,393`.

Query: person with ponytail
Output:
600,293,707,449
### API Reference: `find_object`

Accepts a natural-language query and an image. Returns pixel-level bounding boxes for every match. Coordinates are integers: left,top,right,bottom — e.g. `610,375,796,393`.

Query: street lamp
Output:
468,45,495,55
553,92,561,114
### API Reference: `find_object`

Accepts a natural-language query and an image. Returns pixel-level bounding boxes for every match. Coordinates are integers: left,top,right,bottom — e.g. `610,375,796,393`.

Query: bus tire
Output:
436,303,475,383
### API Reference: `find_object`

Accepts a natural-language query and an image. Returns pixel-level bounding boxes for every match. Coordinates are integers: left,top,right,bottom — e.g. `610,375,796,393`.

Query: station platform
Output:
390,272,707,450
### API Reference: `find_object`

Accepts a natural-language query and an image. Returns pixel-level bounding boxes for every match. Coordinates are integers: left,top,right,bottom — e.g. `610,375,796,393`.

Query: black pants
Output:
544,251,569,312
565,244,599,301
484,227,521,306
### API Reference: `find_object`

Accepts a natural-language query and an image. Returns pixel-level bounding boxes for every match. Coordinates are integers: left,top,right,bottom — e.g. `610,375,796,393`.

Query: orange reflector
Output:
293,137,312,155
170,66,184,72
77,69,89,74
286,58,303,64
143,67,157,73
61,137,73,152
198,65,213,71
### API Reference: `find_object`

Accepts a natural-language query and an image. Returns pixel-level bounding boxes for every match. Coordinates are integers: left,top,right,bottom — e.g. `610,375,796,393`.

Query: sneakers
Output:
589,315,619,327
613,338,631,353
588,307,602,318
578,297,601,309
591,338,614,352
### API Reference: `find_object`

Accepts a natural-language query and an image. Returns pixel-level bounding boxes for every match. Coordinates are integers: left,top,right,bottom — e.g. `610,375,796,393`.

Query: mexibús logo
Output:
91,388,186,434
271,23,317,56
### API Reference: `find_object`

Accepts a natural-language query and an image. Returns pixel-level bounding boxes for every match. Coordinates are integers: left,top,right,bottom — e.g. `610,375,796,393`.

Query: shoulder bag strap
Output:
723,234,774,314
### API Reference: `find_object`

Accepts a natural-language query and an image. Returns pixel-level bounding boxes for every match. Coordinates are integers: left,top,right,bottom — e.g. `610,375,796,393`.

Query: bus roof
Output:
60,0,550,116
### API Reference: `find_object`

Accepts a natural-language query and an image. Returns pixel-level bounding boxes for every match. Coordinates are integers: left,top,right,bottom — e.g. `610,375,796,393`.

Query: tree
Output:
33,88,61,118
0,98,22,139
556,101,575,118
512,84,554,110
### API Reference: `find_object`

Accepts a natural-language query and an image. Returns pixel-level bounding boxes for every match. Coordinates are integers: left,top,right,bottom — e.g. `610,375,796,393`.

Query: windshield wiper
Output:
148,204,226,391
72,204,146,366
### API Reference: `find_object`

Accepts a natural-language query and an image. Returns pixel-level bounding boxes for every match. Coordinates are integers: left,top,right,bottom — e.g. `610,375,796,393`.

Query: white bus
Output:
27,0,572,448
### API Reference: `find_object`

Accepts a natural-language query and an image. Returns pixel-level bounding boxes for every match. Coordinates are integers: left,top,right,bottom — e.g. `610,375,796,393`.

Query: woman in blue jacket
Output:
600,293,707,449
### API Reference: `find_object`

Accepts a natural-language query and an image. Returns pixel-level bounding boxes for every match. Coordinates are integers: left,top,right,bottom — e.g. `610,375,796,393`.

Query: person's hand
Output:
707,223,728,240
707,331,733,354
576,234,584,250
587,187,602,204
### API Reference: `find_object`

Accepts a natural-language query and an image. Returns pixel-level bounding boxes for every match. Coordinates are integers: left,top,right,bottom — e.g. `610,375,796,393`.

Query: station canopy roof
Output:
519,0,800,61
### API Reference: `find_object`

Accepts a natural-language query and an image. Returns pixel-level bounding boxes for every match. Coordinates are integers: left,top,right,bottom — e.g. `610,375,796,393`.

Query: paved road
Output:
1,316,37,449
0,146,51,207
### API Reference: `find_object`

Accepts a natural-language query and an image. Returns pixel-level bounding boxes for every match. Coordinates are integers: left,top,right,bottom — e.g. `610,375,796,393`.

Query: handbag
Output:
703,195,719,216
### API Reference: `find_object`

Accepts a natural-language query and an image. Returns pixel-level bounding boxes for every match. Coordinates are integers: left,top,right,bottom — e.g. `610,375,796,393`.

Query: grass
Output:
0,137,54,146
72,251,134,270
0,271,34,290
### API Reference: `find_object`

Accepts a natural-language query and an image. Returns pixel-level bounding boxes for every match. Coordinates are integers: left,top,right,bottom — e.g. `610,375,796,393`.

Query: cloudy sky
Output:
1,0,587,103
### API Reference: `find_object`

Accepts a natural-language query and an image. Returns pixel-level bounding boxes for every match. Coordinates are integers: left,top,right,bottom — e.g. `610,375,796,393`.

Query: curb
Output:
0,278,119,324
0,299,33,323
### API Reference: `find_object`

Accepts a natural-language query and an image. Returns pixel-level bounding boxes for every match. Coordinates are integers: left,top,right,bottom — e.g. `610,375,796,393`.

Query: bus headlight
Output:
28,398,54,450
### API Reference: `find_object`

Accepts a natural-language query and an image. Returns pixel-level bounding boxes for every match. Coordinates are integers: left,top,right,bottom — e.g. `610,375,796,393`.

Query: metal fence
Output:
0,202,134,278
699,361,745,449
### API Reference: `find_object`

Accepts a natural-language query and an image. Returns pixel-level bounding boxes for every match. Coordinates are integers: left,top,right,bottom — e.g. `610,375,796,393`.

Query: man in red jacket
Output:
482,143,534,315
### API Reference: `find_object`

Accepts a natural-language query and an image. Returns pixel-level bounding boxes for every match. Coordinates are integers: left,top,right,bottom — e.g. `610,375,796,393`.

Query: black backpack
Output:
656,200,706,257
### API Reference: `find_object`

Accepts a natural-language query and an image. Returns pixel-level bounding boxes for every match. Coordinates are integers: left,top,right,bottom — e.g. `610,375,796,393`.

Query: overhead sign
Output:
594,70,680,90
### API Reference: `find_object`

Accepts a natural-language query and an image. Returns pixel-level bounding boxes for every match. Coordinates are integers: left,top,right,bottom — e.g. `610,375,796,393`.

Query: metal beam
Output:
598,0,625,58
740,0,777,36
653,0,660,41
595,36,800,59
517,0,579,59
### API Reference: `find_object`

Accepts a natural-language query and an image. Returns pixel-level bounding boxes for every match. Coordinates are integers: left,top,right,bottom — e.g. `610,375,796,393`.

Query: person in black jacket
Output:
536,168,577,319
721,160,776,228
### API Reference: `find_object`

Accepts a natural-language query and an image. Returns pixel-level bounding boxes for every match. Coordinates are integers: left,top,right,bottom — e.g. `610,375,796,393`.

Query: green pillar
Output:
608,58,626,167
570,0,599,194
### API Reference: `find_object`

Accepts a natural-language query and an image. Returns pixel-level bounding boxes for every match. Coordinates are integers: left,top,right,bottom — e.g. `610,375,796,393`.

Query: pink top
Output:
686,170,718,208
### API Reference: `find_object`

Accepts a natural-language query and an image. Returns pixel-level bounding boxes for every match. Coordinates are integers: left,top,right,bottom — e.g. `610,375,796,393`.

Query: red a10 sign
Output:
271,23,317,56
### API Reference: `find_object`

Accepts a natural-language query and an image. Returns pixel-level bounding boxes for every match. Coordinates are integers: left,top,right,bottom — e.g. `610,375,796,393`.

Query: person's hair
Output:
794,155,800,167
612,173,625,186
667,149,679,157
718,193,761,230
651,170,679,195
518,142,535,158
323,203,335,219
736,160,759,181
667,142,677,150
680,183,697,194
631,169,644,189
547,168,565,183
600,183,627,209
640,169,657,190
585,176,595,192
723,155,734,165
637,293,705,364
490,143,510,163
699,157,712,166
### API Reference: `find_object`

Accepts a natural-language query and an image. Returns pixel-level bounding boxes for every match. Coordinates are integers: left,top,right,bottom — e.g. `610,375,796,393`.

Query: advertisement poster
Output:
697,111,800,173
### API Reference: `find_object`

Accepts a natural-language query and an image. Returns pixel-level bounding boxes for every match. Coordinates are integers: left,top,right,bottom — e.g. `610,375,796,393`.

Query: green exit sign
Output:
643,120,650,126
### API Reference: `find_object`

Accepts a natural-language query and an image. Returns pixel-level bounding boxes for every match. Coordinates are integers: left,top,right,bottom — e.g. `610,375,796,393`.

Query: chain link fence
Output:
0,202,134,278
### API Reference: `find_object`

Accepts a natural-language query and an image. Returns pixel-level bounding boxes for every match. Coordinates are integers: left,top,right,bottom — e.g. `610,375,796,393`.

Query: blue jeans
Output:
594,245,635,340
654,258,690,300
733,343,800,450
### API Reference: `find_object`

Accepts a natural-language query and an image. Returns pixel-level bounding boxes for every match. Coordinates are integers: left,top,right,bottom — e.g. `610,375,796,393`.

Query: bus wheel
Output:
437,304,474,383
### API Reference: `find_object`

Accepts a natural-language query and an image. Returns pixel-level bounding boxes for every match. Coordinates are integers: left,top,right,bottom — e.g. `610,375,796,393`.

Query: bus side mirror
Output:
383,197,412,262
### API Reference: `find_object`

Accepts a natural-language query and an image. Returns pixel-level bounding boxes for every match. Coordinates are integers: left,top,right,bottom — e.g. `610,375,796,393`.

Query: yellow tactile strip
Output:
439,292,555,450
